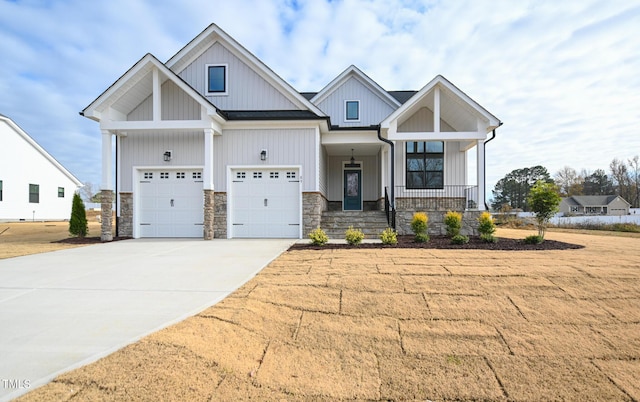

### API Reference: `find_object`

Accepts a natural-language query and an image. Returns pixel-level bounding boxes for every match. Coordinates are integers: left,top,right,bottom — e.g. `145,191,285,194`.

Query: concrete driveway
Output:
0,238,293,401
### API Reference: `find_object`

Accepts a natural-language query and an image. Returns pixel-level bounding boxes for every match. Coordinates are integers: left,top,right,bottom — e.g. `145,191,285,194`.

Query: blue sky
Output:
1,0,639,198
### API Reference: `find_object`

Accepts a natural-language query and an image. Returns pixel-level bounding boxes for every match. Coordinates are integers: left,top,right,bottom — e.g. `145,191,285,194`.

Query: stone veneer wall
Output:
118,192,133,237
100,189,114,241
213,192,227,239
203,189,215,240
303,192,327,237
395,209,482,236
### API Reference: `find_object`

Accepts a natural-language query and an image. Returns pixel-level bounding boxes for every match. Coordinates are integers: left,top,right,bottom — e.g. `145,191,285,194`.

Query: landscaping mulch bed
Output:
290,235,584,251
53,236,131,244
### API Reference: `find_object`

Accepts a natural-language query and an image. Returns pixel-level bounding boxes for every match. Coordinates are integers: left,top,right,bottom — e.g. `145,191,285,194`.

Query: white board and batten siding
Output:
128,80,202,121
118,132,204,192
213,128,317,192
316,76,396,127
177,42,298,111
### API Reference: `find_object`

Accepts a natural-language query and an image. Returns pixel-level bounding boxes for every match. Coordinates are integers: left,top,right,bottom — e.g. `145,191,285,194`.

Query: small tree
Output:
443,211,462,237
527,181,561,240
69,192,88,238
411,212,429,243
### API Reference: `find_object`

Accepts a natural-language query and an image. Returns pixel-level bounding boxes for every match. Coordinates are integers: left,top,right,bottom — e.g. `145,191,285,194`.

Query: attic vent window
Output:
345,100,359,121
206,64,227,94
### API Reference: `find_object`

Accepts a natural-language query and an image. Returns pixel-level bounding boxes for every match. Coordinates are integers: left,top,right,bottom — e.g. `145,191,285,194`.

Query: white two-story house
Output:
81,24,501,240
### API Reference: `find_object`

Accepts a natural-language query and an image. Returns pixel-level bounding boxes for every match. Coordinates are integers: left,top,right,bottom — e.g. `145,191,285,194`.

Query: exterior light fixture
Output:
350,148,355,165
260,149,267,161
163,151,172,162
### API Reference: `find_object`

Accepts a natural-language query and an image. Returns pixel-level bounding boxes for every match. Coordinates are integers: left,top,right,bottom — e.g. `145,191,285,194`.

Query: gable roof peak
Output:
165,23,325,117
311,65,401,108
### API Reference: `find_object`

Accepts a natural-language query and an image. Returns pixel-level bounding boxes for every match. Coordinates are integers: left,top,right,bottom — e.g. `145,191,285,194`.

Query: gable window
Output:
58,187,65,198
206,64,227,94
29,184,39,203
345,100,359,121
406,141,444,189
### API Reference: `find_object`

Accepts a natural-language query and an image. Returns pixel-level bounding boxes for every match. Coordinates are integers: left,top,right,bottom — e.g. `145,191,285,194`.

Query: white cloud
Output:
0,0,638,199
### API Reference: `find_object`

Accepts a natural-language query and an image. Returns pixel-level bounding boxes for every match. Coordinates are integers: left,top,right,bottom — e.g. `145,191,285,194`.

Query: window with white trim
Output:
406,141,444,189
345,100,360,121
58,187,65,198
29,183,39,203
206,64,227,94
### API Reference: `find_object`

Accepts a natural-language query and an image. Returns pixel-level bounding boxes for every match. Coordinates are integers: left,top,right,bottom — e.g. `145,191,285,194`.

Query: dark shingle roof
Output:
221,110,325,120
387,90,418,104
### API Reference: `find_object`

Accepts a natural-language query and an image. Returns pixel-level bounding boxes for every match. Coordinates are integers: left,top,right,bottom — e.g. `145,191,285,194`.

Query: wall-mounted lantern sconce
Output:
163,151,172,162
260,149,267,161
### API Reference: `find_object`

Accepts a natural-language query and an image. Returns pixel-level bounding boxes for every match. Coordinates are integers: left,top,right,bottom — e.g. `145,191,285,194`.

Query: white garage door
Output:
138,170,203,237
231,168,300,238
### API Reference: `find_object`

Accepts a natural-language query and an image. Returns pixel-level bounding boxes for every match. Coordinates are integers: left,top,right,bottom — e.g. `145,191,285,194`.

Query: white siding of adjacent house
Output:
316,76,396,127
214,128,317,192
178,42,298,110
0,118,80,221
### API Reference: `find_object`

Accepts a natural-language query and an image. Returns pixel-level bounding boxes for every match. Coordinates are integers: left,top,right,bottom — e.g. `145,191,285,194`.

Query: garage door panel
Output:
138,170,203,238
231,168,300,239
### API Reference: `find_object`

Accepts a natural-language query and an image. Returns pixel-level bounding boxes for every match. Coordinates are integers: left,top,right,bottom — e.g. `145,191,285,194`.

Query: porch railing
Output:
394,185,479,211
384,187,396,230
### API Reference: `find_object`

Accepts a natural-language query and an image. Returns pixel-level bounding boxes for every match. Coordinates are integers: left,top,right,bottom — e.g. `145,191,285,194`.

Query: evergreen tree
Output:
491,166,552,211
69,192,88,237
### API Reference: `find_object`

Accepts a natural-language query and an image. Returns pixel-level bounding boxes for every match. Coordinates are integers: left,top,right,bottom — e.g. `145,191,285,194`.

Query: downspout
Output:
115,136,118,237
483,123,502,210
376,124,394,211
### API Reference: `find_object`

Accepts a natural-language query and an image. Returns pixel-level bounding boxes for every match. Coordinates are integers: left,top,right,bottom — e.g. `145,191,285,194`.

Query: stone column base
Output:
204,189,215,240
100,190,114,242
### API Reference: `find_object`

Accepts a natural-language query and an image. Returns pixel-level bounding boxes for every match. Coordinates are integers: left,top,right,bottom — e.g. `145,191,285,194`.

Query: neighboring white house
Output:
559,195,631,216
81,24,501,240
0,114,82,221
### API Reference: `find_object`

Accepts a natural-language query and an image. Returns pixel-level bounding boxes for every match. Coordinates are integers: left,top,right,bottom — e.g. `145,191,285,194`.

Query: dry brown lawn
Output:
0,217,103,259
11,227,640,401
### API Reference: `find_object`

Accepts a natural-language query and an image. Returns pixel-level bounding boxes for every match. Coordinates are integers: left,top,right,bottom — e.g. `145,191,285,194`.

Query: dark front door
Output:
343,169,362,211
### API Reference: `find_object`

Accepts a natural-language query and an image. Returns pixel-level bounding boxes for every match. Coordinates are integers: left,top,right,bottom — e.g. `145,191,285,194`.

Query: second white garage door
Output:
230,168,301,238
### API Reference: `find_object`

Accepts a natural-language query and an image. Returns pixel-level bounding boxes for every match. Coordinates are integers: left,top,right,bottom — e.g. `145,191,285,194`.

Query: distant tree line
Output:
491,155,640,211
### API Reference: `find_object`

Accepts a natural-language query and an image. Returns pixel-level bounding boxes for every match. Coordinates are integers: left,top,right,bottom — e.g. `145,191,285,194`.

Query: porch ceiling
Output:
323,143,382,156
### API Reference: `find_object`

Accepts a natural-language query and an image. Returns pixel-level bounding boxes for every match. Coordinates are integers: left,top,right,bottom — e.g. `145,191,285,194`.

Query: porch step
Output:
320,211,391,239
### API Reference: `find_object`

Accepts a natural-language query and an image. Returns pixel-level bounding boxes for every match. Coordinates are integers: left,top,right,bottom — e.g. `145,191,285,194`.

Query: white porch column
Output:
100,130,114,241
203,128,214,190
203,128,215,240
476,139,486,210
101,130,113,191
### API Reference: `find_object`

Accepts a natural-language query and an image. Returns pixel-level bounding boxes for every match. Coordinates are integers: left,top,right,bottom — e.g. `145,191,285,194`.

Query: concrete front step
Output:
320,211,391,239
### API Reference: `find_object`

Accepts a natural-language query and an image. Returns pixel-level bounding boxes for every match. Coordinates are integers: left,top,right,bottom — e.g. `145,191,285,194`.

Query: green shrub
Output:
410,212,429,235
480,233,498,243
524,234,544,244
379,227,398,245
477,211,496,237
451,234,469,245
309,227,328,246
69,192,88,238
444,211,463,237
414,232,430,243
345,226,365,245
